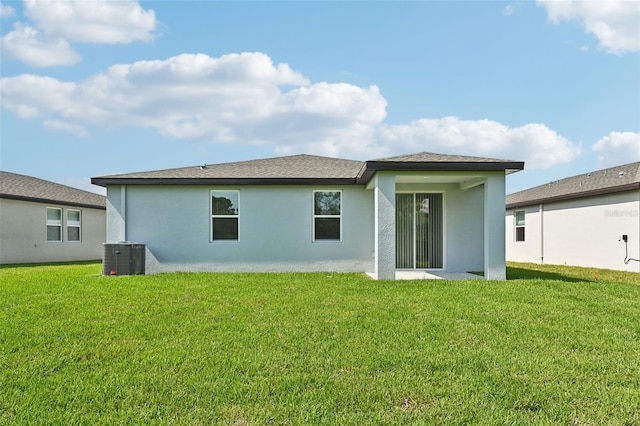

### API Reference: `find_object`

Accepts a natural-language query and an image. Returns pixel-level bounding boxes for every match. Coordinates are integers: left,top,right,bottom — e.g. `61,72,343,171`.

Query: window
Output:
67,209,81,242
211,191,239,241
515,210,525,242
46,208,62,242
313,190,341,241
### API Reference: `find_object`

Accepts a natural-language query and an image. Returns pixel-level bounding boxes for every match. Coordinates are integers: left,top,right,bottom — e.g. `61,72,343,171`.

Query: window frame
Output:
46,207,63,242
67,209,82,242
312,190,342,243
514,210,525,242
210,190,240,242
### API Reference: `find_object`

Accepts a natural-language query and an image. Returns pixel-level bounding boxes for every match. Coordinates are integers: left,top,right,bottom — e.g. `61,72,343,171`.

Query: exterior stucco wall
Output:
374,173,396,280
396,182,485,274
110,184,375,273
506,205,543,263
506,190,640,272
106,185,126,242
105,171,508,277
0,198,106,264
483,173,506,279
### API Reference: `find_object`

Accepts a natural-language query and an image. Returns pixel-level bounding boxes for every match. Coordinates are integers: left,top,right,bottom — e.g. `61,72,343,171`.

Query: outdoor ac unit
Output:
103,243,145,276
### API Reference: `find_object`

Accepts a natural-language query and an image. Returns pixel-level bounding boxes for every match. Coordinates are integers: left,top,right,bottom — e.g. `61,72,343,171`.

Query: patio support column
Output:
484,173,506,280
374,173,396,280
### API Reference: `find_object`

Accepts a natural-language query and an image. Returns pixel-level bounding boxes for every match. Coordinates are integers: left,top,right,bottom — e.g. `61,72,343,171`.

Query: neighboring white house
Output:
0,171,106,264
92,152,524,280
506,162,640,273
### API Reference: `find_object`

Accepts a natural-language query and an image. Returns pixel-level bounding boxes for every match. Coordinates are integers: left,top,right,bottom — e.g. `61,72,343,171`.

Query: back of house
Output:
0,171,106,264
506,162,640,272
92,152,523,279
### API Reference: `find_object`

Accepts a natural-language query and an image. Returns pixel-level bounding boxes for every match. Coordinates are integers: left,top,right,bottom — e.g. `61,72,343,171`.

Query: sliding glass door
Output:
395,193,443,269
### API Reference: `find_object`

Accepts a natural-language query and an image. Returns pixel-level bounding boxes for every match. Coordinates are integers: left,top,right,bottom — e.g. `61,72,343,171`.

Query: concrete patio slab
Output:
394,270,483,280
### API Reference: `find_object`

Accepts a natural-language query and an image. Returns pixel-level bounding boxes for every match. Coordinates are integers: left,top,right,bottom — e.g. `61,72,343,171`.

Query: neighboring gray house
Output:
92,152,523,280
0,171,106,264
506,162,640,272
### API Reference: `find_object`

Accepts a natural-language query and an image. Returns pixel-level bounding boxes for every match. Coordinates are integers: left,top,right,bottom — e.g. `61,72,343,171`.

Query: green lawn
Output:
1,263,639,425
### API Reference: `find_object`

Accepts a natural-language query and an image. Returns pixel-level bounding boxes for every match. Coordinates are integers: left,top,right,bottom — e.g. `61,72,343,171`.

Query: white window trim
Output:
46,207,63,242
210,190,240,243
67,209,82,242
312,190,342,243
515,210,525,243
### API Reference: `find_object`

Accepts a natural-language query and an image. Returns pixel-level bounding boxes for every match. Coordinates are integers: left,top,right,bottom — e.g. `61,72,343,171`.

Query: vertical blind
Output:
396,194,414,269
395,193,443,269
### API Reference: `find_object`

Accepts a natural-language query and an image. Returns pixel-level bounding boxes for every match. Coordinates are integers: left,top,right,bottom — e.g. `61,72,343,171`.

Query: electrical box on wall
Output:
103,243,145,276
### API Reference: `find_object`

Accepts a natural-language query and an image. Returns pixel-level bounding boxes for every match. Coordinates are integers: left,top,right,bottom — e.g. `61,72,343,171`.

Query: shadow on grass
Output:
0,260,101,269
507,266,587,283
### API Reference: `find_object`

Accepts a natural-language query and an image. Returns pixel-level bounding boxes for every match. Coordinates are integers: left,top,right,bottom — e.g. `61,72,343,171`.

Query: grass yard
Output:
1,263,639,425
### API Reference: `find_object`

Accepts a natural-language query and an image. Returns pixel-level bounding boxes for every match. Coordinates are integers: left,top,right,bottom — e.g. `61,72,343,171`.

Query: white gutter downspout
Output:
540,203,544,264
120,184,127,242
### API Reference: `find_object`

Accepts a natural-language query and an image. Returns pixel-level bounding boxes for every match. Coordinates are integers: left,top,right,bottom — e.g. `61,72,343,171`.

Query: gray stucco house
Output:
0,171,106,264
506,161,640,272
92,152,523,279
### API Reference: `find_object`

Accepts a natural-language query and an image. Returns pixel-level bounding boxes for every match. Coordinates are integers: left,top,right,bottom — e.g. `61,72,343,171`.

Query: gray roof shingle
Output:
506,162,640,208
371,152,518,163
93,154,363,181
92,152,524,187
358,151,524,182
0,171,106,209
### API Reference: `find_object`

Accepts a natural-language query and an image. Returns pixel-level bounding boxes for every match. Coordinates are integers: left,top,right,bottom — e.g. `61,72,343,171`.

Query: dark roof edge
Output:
365,160,525,171
506,182,640,209
0,194,107,210
91,177,359,187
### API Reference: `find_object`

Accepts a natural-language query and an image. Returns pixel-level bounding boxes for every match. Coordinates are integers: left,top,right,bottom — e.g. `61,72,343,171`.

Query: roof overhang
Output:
357,161,524,185
0,193,106,210
90,177,358,187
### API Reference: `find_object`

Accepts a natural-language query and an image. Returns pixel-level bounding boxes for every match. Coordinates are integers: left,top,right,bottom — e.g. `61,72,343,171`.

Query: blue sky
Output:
1,0,638,195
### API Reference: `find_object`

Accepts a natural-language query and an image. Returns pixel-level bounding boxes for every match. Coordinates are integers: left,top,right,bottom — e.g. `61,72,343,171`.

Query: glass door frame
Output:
395,191,445,270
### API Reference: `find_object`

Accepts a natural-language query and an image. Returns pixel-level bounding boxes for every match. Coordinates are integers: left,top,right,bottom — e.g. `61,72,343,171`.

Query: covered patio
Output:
361,153,524,281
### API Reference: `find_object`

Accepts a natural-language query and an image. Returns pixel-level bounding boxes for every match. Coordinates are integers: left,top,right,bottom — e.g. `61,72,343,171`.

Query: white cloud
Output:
0,51,581,168
0,73,77,117
24,0,157,43
0,23,81,67
1,1,16,18
537,0,640,54
592,131,640,167
1,0,157,67
43,119,88,137
375,117,581,169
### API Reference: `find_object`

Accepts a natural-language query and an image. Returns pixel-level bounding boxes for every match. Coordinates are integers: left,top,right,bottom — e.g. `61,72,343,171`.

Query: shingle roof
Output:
92,152,524,187
506,162,640,208
357,151,524,183
95,154,362,180
371,152,517,163
0,171,106,209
